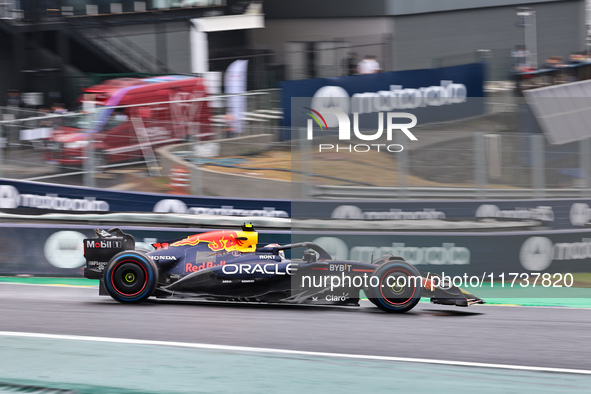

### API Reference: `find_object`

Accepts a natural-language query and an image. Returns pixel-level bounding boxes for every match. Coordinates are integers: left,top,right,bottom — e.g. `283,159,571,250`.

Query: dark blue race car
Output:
83,225,484,313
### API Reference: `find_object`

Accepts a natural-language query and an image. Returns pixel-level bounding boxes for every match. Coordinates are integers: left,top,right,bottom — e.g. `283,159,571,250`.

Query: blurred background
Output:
0,0,590,283
1,1,591,392
1,0,591,196
1,1,591,290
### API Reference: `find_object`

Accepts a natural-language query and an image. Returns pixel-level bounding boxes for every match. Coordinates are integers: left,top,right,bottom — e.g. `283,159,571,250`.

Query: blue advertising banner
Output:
0,178,291,218
4,178,591,230
292,229,591,277
0,224,290,276
2,223,590,280
293,199,588,230
281,63,486,132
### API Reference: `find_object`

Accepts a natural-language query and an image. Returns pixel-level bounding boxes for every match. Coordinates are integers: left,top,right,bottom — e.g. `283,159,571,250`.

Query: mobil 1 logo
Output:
83,237,126,263
85,239,123,249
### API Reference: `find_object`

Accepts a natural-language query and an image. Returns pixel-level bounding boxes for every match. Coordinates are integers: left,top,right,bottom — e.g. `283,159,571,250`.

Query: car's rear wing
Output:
83,228,135,279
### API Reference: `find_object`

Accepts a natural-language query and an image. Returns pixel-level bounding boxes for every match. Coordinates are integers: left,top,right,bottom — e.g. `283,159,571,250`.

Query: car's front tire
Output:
366,260,422,313
104,251,158,303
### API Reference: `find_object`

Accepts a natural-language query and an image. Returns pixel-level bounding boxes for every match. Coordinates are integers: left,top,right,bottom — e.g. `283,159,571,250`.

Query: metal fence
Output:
289,95,591,200
4,93,591,200
289,127,591,200
0,90,280,186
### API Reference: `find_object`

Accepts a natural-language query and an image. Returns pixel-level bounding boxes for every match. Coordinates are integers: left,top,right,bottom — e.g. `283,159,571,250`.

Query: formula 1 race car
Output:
83,225,485,313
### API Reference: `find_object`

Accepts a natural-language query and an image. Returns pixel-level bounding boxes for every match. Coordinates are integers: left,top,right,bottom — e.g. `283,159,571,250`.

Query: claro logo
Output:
0,185,109,211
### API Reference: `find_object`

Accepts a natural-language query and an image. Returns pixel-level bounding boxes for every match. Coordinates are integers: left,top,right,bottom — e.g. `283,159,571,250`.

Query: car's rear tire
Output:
104,251,158,303
366,260,422,313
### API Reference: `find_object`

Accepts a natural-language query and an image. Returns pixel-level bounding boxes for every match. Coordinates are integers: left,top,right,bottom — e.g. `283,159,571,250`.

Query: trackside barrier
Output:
8,177,591,229
310,186,591,200
0,211,541,231
1,221,591,278
0,178,292,218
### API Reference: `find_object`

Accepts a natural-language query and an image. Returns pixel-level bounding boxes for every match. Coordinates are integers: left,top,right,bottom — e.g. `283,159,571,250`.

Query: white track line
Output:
479,303,591,310
0,331,589,375
2,282,590,309
3,283,97,288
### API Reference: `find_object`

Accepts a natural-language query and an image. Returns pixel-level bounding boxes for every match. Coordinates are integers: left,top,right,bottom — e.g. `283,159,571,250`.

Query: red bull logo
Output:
171,230,255,252
185,261,226,273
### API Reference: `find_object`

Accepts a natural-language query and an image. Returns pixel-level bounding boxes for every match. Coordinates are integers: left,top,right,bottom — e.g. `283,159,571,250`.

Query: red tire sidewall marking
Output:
379,268,416,305
110,259,148,297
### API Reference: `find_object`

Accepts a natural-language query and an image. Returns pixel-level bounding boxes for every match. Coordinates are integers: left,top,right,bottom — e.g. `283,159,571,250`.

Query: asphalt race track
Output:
1,283,590,373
